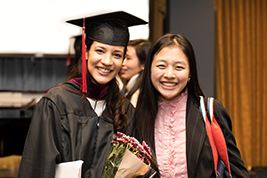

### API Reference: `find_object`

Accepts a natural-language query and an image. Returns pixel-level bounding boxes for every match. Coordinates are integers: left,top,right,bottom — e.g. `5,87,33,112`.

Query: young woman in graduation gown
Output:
17,11,147,178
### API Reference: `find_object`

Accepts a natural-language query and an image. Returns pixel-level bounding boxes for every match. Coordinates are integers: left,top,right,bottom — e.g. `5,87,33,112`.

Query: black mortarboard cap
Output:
66,11,147,93
66,11,147,47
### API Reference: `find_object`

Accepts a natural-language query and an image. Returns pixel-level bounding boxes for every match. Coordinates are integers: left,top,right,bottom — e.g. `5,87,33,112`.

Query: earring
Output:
188,77,191,82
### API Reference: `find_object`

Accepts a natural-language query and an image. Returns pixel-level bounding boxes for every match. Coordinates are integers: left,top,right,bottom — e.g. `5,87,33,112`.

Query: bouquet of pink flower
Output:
102,132,156,178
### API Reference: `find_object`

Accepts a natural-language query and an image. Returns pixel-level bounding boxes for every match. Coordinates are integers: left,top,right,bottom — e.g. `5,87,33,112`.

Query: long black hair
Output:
134,33,204,168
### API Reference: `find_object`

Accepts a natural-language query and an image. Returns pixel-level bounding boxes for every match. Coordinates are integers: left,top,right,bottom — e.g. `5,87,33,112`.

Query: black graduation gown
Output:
17,81,135,178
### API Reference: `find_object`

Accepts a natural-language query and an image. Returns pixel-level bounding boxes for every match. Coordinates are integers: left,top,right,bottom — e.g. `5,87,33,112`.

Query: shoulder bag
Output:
199,96,232,178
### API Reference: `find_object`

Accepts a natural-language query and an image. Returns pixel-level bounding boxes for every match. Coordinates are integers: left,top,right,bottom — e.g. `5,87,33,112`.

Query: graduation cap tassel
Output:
82,17,87,93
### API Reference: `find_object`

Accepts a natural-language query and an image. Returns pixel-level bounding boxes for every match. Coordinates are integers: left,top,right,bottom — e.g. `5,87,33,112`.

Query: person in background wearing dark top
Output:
120,39,151,107
67,35,82,80
134,33,249,178
73,35,83,60
17,11,147,178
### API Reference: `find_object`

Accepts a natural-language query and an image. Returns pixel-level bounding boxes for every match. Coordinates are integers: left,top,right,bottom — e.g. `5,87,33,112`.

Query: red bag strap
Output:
207,98,231,174
200,96,219,173
200,96,231,176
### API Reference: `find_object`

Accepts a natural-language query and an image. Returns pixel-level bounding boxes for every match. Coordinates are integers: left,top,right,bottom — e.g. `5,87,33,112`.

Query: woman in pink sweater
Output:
134,33,249,178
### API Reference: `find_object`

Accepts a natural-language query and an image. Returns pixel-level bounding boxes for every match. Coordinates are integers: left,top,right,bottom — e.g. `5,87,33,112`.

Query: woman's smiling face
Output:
151,46,190,103
87,41,125,86
120,46,143,80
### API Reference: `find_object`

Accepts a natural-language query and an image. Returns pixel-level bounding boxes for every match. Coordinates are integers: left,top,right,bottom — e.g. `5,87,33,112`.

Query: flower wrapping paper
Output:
102,132,156,178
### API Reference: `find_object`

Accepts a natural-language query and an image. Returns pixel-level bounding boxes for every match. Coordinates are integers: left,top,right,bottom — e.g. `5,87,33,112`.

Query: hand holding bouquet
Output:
102,132,156,178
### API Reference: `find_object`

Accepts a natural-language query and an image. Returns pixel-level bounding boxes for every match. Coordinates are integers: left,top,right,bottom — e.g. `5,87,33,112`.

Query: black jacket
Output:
18,81,135,178
152,92,249,178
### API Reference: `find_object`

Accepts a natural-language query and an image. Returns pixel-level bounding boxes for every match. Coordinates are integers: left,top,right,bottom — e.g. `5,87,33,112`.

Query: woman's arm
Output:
18,97,61,178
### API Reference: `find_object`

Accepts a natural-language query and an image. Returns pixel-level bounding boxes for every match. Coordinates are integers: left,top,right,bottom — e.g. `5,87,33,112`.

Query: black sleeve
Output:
123,98,136,136
17,97,62,178
214,99,249,178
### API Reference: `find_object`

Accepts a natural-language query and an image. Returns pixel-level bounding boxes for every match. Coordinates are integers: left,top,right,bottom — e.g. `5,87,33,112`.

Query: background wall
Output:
167,0,215,97
0,0,149,55
0,0,149,92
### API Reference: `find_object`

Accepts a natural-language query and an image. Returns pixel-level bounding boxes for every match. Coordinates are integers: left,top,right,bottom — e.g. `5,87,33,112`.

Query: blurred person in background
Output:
120,39,151,107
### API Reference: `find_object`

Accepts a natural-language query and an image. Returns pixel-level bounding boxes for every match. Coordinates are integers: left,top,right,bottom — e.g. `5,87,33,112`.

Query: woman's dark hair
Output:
68,39,129,132
125,39,151,100
134,33,204,169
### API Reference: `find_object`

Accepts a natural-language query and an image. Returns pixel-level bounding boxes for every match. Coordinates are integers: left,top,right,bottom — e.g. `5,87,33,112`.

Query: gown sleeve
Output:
17,97,62,178
213,99,250,178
